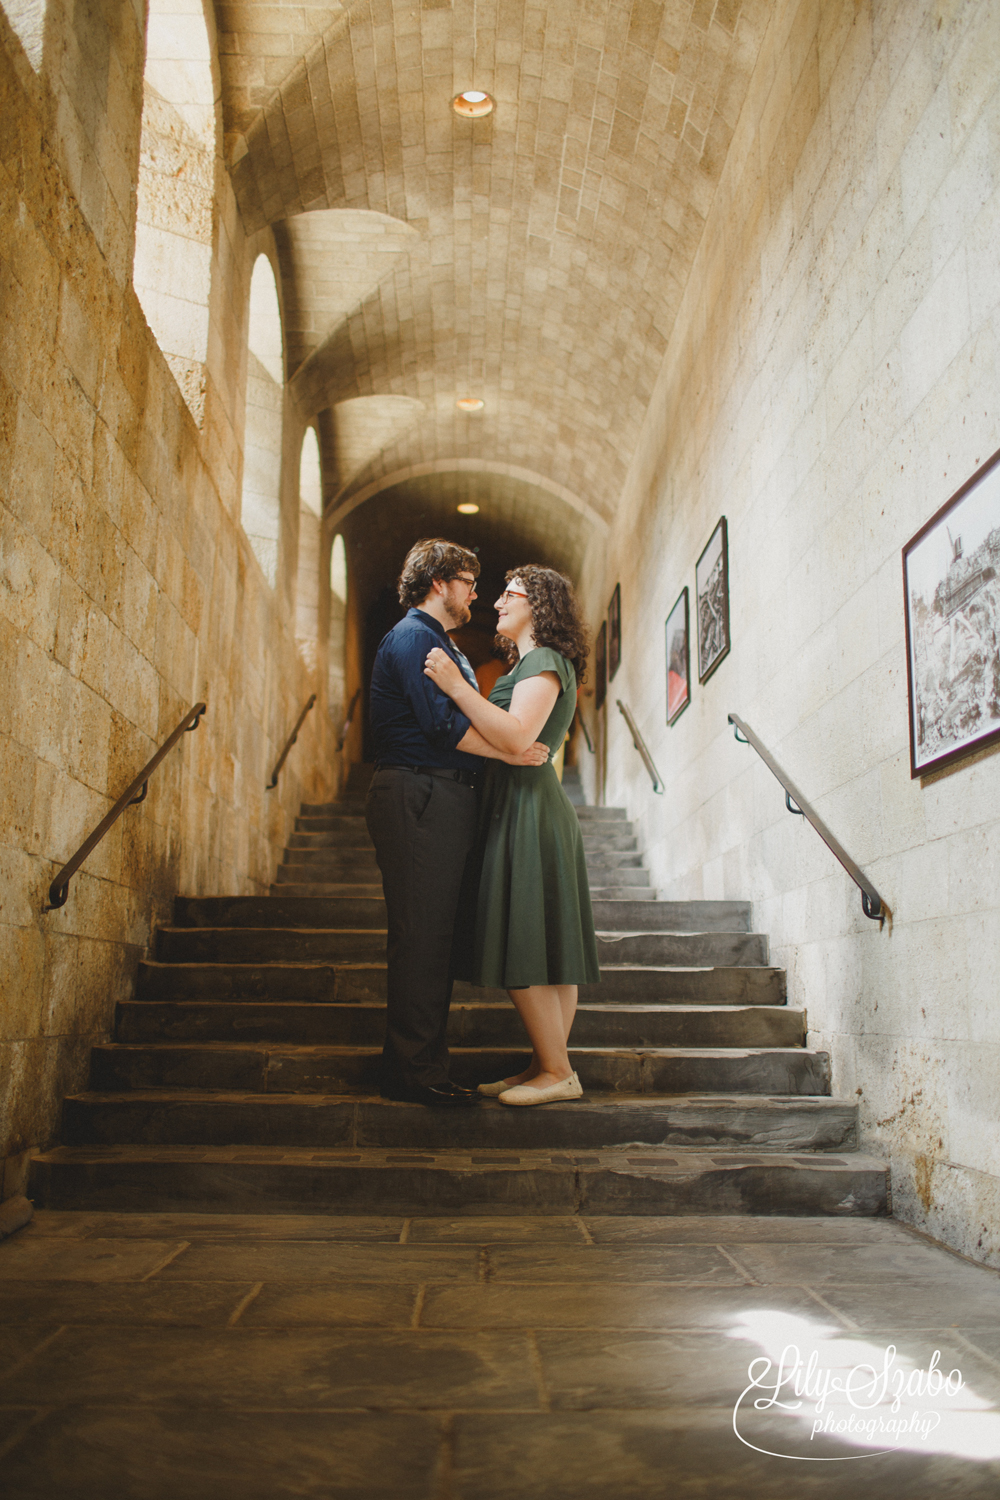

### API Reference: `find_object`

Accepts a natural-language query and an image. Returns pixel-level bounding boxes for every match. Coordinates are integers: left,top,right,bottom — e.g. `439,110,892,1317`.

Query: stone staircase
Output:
30,791,888,1217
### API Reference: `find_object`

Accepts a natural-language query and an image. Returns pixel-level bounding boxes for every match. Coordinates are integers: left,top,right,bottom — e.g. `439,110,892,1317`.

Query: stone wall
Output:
586,0,1000,1263
0,0,338,1196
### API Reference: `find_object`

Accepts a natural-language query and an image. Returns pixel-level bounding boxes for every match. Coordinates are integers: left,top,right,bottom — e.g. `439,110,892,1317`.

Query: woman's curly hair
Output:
495,565,590,682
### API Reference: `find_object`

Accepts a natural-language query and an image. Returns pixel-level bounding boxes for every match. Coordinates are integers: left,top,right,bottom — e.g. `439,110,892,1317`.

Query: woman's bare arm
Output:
457,726,549,764
425,648,560,755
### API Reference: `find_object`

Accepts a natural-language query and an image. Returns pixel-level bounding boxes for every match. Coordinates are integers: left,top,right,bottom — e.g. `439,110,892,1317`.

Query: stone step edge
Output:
28,1148,889,1216
62,1088,850,1111
137,961,782,975
92,1043,822,1061
159,926,764,941
117,1000,803,1016
32,1144,885,1167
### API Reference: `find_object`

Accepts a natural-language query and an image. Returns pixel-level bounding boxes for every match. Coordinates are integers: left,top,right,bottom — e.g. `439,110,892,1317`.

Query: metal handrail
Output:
46,702,207,911
267,694,317,790
617,701,664,794
335,688,362,753
728,713,888,924
573,708,594,754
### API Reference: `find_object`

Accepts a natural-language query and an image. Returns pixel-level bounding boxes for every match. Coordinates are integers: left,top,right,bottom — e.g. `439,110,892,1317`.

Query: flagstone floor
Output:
2,1210,1000,1497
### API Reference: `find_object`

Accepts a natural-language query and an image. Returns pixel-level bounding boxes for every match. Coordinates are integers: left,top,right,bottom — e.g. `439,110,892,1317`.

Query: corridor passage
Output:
1,1209,999,1497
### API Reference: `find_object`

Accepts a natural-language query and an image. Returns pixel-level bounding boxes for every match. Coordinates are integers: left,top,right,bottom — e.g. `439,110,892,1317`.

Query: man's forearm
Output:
457,727,524,761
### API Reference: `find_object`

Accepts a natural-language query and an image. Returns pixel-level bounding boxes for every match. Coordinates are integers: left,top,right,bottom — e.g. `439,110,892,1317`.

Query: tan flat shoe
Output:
477,1077,524,1097
498,1073,583,1107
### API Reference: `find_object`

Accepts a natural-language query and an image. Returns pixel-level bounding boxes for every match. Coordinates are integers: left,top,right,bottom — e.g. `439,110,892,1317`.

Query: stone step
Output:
574,807,628,822
588,885,656,900
584,867,651,886
59,1091,858,1151
275,853,650,884
89,1043,830,1097
300,800,367,817
174,896,388,929
275,864,382,886
177,895,751,934
155,928,389,965
134,962,787,1007
268,883,385,900
278,850,380,873
583,851,645,870
116,1000,806,1049
287,831,375,850
591,900,752,932
596,932,768,966
294,815,369,835
28,1144,889,1217
153,927,768,968
580,831,638,852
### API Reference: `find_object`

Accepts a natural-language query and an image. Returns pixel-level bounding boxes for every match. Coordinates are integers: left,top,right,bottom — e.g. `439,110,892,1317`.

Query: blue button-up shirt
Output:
369,608,483,772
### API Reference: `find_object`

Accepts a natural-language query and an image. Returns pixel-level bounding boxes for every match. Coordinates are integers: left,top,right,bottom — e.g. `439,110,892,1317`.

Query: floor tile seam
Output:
140,1241,192,1280
0,1405,53,1464
226,1282,265,1326
0,1402,686,1417
6,1317,984,1334
1,1326,68,1383
712,1245,760,1282
92,1277,797,1289
803,1284,862,1330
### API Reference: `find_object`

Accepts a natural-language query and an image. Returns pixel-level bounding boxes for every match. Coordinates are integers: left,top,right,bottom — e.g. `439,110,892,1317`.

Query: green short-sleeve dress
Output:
457,647,600,989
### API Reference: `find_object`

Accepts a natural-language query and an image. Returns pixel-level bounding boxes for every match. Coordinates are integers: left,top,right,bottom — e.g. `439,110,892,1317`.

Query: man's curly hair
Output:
397,538,480,610
495,565,590,682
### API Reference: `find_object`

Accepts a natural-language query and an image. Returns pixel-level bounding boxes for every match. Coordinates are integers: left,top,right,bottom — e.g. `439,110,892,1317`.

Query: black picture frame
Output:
665,587,690,725
903,444,1000,778
608,584,621,681
696,517,730,683
594,620,607,711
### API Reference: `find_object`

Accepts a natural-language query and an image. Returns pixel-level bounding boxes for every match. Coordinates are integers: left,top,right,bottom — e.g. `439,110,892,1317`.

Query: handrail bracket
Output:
617,701,664,795
728,713,888,926
45,702,207,912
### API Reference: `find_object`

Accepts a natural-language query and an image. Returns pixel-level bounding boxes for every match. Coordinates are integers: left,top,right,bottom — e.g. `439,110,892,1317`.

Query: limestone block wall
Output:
587,0,1000,1263
0,1,337,1195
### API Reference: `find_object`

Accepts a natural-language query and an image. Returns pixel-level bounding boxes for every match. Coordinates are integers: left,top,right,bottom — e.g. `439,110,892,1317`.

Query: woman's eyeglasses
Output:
497,589,528,605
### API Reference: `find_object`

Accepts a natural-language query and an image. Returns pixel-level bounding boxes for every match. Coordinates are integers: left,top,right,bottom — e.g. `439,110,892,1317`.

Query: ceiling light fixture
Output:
456,396,485,411
457,503,480,514
452,90,494,118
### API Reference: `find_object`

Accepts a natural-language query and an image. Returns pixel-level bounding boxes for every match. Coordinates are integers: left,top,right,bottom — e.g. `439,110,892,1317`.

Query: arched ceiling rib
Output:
217,0,762,530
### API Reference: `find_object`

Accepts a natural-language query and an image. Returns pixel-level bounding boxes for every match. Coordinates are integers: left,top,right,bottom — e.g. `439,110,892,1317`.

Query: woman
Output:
424,566,599,1106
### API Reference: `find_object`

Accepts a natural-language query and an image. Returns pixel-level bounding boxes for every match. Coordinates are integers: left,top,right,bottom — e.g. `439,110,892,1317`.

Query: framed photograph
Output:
594,620,607,712
903,446,1000,778
608,584,621,680
665,587,690,725
696,517,730,683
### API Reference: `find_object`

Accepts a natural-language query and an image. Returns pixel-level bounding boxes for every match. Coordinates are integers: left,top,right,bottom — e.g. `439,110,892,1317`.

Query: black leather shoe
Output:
445,1079,479,1097
381,1080,480,1108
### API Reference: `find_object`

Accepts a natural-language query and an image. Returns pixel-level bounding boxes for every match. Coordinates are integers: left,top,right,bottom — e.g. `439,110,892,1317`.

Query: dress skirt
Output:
457,759,600,989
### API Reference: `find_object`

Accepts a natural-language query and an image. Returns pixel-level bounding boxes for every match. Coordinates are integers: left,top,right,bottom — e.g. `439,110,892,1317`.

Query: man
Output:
365,538,547,1107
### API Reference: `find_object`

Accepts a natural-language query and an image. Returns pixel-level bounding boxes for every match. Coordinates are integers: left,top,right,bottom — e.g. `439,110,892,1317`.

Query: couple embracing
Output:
365,538,600,1110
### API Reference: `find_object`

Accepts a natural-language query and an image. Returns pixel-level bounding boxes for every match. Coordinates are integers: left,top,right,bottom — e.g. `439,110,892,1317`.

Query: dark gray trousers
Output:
365,767,478,1088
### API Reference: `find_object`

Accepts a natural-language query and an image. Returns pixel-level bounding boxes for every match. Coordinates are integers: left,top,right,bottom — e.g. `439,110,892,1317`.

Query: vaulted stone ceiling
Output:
215,0,762,548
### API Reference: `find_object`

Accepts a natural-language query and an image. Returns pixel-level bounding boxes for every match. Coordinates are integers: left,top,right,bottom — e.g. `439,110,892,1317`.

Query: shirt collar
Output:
408,607,450,642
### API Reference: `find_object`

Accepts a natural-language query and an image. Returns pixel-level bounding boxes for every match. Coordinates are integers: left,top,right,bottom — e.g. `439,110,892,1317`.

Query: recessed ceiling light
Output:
457,503,480,514
456,396,485,411
452,90,494,118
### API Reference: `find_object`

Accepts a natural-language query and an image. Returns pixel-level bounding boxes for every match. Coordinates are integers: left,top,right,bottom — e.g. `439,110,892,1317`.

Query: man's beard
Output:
444,596,471,627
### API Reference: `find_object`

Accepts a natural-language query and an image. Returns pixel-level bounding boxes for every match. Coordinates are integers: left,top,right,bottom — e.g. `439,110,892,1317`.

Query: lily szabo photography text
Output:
904,449,1000,776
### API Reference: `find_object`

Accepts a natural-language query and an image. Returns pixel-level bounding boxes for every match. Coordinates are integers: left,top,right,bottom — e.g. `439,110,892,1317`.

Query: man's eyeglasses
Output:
451,574,478,592
497,589,528,604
